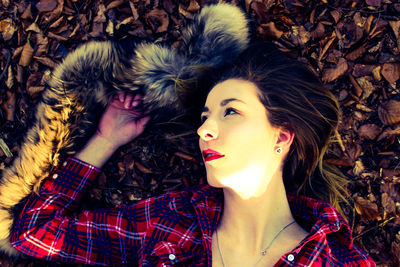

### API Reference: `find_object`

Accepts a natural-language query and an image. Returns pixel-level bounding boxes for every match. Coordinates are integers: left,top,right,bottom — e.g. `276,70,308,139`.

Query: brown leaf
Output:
26,72,43,88
6,66,13,89
106,0,124,10
352,64,376,77
377,124,400,141
12,46,23,59
26,22,42,33
146,8,169,33
35,0,57,13
322,58,348,82
185,0,200,13
345,44,367,61
356,76,376,100
18,42,34,67
357,124,382,140
288,25,310,46
354,196,381,221
366,0,382,7
310,22,325,40
349,74,363,97
381,63,400,84
27,86,45,97
47,0,63,22
382,168,400,178
135,161,153,174
381,193,396,219
0,18,16,41
1,90,16,121
33,56,57,68
372,65,382,81
330,10,340,24
258,22,283,39
381,182,400,202
47,31,68,41
378,100,400,125
21,3,33,20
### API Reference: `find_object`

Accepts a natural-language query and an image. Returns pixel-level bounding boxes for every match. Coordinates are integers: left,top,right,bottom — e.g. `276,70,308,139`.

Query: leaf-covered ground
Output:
0,0,399,266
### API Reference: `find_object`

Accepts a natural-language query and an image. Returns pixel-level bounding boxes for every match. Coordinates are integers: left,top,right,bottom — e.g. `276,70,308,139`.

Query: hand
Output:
96,92,151,150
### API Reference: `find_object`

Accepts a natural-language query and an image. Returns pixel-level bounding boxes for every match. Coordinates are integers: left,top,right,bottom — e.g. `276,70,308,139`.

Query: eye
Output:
224,107,238,117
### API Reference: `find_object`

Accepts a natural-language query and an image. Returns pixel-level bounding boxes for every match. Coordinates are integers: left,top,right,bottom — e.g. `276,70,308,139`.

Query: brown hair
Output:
211,40,349,213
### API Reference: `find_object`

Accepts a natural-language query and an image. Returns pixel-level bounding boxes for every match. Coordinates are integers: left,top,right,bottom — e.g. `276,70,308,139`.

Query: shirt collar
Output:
190,184,353,249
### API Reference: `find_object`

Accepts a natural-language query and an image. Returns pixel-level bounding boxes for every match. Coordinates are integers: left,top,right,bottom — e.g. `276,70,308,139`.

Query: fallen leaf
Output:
106,0,124,10
352,64,376,77
381,63,400,84
47,0,63,22
354,196,381,221
377,124,400,141
36,0,57,13
258,22,283,39
33,56,57,68
358,124,382,140
322,58,348,82
381,182,400,202
1,90,16,121
27,86,45,97
310,22,325,40
21,3,33,20
48,31,68,41
353,159,365,176
345,44,367,61
378,100,400,125
381,193,396,219
372,65,382,81
26,22,42,33
330,10,340,24
288,25,310,46
349,74,363,97
366,0,382,7
0,18,16,41
5,65,13,89
19,42,34,66
146,8,169,33
356,76,376,100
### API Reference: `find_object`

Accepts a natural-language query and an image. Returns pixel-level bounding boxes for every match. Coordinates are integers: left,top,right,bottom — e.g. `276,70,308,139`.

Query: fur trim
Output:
0,3,249,256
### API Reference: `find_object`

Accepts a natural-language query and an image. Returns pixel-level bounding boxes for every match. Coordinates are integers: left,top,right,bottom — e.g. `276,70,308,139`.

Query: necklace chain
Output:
215,220,296,267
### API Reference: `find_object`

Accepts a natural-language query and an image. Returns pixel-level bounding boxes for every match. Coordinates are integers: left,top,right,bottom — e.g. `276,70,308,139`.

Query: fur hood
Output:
0,4,249,256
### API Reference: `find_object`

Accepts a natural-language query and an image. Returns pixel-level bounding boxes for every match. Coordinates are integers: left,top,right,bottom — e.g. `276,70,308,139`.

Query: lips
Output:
202,149,224,162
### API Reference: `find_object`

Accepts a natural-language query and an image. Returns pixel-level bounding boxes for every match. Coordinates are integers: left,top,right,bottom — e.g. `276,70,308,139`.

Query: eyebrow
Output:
201,98,246,113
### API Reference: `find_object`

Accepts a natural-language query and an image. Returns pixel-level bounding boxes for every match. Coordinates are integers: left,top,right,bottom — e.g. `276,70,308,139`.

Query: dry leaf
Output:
349,74,363,97
21,3,33,20
6,65,13,89
33,56,57,68
106,0,124,10
356,76,376,100
0,18,16,41
19,42,34,66
1,90,16,121
26,22,42,33
352,64,376,77
354,196,381,221
36,0,57,13
378,100,400,125
47,0,63,22
258,22,283,39
322,58,348,82
353,159,365,176
345,44,367,61
381,193,396,219
358,124,381,140
366,0,382,7
310,22,325,40
146,9,169,33
372,65,382,81
48,32,67,41
330,10,340,24
27,86,45,97
288,25,310,46
381,63,400,84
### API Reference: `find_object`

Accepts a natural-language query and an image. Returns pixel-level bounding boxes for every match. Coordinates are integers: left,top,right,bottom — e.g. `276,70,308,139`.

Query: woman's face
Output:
197,79,284,197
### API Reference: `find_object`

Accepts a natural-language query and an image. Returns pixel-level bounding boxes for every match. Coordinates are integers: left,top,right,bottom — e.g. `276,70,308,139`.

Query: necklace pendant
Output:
261,250,267,256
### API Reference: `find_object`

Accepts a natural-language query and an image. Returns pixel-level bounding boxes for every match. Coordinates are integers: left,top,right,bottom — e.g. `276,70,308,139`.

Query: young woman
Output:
10,41,376,266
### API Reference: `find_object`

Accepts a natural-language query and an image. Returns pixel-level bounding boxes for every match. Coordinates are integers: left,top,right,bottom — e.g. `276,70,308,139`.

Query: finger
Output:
124,94,133,109
131,94,143,108
118,92,125,103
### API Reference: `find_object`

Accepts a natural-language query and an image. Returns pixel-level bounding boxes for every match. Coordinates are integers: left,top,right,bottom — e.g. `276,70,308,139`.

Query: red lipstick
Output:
202,149,224,162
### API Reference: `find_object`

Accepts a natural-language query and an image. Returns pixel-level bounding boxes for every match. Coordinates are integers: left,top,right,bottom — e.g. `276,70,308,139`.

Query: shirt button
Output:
287,254,295,261
63,161,67,167
52,174,58,179
168,253,176,260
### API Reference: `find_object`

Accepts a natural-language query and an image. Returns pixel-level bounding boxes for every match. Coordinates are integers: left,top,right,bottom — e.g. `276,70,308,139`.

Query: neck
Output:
216,172,295,255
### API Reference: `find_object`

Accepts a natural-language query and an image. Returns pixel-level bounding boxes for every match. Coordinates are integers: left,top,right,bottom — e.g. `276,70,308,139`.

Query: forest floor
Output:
0,0,399,266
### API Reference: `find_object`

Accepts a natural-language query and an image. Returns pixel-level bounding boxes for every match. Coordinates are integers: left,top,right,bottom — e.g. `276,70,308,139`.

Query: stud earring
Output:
275,147,282,154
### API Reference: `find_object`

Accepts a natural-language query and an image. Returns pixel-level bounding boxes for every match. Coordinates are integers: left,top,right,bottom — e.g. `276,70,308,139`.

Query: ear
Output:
275,127,295,153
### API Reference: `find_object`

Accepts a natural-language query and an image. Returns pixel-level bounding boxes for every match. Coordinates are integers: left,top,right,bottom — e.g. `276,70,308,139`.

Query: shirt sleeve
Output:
10,157,140,266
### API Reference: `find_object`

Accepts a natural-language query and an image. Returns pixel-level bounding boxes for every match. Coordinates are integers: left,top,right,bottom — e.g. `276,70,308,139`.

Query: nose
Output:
197,120,218,141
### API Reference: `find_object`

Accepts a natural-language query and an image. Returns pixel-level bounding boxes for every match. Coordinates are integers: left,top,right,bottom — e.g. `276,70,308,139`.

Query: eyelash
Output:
200,108,238,123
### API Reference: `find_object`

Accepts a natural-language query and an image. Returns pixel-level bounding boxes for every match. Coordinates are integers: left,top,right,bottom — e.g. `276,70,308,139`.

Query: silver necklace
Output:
215,220,296,267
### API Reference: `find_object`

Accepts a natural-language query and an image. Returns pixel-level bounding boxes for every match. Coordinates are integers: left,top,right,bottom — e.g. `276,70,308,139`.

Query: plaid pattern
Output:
11,157,375,266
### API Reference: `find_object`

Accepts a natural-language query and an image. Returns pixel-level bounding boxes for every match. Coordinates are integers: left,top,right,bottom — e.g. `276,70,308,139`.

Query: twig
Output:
354,217,395,240
73,2,95,39
0,50,11,83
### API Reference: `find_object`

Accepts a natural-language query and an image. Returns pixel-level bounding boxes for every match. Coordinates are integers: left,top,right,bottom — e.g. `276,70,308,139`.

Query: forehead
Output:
206,79,260,104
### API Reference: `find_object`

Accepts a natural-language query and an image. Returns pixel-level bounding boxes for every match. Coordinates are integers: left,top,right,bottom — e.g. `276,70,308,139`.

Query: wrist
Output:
74,133,118,168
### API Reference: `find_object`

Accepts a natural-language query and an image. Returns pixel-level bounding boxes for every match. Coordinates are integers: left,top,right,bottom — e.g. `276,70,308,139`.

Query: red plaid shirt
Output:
11,157,375,266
